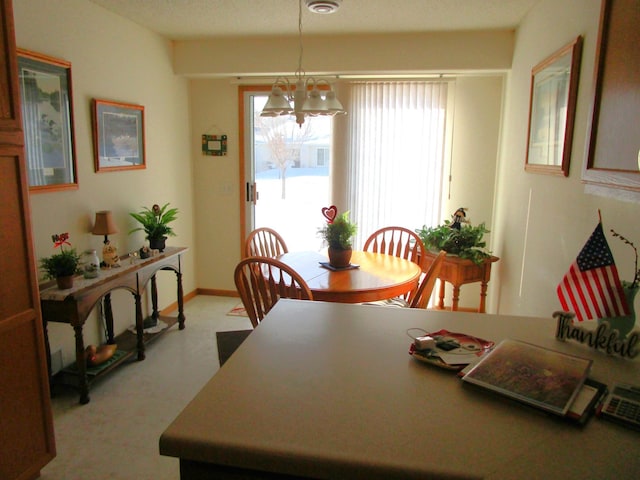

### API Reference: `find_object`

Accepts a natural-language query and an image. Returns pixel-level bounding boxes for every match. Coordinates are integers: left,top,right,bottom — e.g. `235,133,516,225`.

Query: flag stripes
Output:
556,222,630,321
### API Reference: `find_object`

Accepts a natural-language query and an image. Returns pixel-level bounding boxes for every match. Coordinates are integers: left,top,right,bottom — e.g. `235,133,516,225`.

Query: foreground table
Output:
160,300,640,479
277,250,422,303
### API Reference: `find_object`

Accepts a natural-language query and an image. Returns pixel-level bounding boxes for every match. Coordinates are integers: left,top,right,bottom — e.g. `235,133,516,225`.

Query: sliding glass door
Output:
241,87,333,252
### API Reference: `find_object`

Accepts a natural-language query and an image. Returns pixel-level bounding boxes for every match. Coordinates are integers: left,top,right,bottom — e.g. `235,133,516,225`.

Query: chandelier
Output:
260,0,346,127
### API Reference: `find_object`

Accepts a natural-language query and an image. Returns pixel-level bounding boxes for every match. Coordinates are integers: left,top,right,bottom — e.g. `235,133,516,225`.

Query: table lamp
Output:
92,210,119,267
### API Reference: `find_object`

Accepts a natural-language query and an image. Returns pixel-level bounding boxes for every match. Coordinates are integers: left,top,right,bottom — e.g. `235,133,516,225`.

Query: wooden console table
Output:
423,251,499,313
39,246,187,404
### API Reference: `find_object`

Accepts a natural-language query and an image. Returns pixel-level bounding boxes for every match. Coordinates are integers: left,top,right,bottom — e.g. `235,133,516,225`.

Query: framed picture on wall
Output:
525,36,583,177
17,49,78,192
92,99,145,173
583,0,640,195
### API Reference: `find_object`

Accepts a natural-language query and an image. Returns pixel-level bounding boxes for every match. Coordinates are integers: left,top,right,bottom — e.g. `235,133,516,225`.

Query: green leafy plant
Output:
611,229,639,289
319,211,357,250
416,221,491,264
129,203,179,240
39,233,81,278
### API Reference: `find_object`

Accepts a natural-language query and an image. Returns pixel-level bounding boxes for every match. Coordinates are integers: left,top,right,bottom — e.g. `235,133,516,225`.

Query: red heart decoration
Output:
322,205,338,223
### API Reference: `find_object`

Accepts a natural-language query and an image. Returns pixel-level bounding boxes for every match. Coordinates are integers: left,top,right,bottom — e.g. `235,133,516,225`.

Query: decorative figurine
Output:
85,344,117,366
450,207,469,230
102,242,120,268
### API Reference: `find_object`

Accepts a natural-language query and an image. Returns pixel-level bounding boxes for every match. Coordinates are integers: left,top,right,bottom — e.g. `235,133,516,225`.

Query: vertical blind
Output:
347,81,448,247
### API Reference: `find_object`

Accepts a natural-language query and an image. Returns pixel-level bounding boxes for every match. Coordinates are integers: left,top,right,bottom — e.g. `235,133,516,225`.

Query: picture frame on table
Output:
524,36,583,177
17,49,78,192
92,99,145,173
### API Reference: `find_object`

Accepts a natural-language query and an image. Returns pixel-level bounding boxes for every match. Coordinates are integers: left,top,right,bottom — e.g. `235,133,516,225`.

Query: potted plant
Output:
129,203,178,252
319,209,357,268
416,219,491,265
40,233,81,289
603,229,640,338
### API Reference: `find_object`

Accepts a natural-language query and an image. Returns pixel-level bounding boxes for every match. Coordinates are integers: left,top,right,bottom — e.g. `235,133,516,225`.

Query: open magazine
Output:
461,339,593,416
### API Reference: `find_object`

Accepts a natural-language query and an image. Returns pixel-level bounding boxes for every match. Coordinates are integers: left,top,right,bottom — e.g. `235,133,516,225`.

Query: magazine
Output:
461,339,593,416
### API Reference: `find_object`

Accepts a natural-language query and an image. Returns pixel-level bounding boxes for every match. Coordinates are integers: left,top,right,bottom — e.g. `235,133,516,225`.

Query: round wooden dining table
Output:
277,250,422,303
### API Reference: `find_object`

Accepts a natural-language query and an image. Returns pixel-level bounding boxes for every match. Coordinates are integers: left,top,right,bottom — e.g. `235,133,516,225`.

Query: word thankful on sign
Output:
554,311,639,359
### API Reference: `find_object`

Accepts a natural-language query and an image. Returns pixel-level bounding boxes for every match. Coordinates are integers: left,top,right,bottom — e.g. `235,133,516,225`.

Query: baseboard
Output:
197,288,239,298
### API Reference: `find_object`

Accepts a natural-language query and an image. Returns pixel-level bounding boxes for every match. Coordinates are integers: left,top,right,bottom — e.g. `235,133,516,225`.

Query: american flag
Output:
557,222,630,321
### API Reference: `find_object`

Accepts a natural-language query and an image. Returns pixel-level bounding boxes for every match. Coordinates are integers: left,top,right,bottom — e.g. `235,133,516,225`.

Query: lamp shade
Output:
92,211,119,236
261,86,293,116
301,88,328,116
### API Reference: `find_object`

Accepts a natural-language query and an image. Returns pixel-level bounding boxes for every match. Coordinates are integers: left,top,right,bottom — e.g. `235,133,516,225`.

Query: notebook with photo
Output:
461,339,593,416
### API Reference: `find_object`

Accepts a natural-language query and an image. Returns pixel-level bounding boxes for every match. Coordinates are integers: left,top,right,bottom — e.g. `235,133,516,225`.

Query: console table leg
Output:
134,293,146,361
151,275,159,323
104,293,115,344
176,271,185,330
73,324,90,404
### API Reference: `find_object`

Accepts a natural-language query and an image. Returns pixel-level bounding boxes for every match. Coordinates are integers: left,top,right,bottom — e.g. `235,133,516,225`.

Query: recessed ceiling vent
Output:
305,0,342,14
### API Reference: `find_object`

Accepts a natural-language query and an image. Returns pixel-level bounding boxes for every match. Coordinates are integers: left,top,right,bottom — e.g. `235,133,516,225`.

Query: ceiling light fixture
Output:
261,0,346,127
305,0,342,14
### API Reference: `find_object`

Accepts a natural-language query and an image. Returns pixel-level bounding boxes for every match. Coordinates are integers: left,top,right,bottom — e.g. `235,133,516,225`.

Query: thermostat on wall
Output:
202,134,227,156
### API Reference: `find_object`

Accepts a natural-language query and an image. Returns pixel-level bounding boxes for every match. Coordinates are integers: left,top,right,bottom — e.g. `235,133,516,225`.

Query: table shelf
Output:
53,315,180,392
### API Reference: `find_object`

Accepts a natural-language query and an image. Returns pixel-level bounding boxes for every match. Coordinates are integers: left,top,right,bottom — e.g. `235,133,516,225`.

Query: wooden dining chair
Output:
364,250,446,309
245,227,289,258
363,226,428,299
363,226,427,268
233,256,314,328
406,250,446,308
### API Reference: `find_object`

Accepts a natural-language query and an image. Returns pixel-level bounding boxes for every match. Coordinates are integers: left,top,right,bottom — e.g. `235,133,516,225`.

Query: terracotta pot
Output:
328,247,352,268
149,236,167,252
56,275,74,290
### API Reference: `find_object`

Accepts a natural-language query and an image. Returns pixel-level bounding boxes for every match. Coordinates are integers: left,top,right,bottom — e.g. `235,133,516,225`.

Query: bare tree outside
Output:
255,112,314,199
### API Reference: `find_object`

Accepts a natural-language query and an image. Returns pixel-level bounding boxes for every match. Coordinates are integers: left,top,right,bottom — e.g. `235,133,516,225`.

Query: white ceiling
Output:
88,0,541,40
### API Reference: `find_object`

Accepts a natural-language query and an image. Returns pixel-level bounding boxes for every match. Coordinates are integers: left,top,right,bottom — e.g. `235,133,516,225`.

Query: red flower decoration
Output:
52,232,71,249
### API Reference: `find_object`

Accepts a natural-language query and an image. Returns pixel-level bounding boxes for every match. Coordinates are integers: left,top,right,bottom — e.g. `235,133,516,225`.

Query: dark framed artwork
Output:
92,99,145,172
525,36,583,177
583,0,640,195
17,49,78,192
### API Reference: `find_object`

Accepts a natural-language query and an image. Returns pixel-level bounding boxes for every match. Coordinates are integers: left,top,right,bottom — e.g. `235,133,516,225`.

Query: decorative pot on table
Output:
149,236,167,252
56,275,74,290
598,286,638,339
328,247,352,268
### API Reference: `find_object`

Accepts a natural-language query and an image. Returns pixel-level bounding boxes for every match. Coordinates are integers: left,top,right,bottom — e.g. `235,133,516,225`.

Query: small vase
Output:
149,236,167,252
81,249,100,279
328,247,352,268
598,286,638,339
56,275,74,290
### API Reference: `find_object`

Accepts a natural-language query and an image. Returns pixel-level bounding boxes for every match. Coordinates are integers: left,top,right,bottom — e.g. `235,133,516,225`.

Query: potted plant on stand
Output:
319,207,357,268
129,203,178,252
415,215,492,265
40,233,81,289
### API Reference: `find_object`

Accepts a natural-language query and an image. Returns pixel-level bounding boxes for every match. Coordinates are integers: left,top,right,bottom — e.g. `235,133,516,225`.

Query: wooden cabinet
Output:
0,1,56,478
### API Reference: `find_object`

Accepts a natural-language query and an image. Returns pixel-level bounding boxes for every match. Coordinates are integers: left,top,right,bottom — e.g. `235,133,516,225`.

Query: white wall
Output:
14,0,194,366
492,0,640,317
188,76,505,300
